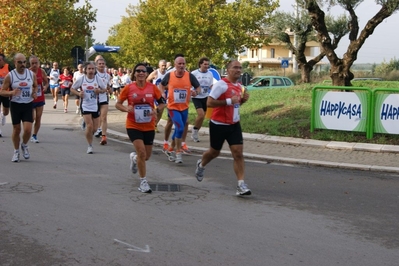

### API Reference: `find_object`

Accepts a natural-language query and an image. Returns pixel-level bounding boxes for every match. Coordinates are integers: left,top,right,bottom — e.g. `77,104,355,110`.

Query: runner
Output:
29,55,48,143
116,63,165,193
195,60,251,196
73,64,84,114
147,59,167,132
0,53,12,137
48,62,60,109
94,58,111,145
0,53,38,162
191,57,214,142
71,62,107,154
111,69,121,101
59,67,73,113
160,56,201,163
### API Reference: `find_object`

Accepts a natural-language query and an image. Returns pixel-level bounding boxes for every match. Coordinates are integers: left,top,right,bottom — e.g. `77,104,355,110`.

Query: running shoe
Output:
80,119,86,131
53,103,57,109
181,143,191,154
162,143,169,154
155,126,160,133
76,107,80,114
129,152,137,174
11,150,20,162
175,152,183,164
195,159,205,182
166,150,176,162
1,112,5,126
100,136,107,145
30,135,39,143
138,179,152,193
64,108,67,113
191,129,200,142
21,144,30,159
87,145,93,154
94,128,102,138
236,182,252,196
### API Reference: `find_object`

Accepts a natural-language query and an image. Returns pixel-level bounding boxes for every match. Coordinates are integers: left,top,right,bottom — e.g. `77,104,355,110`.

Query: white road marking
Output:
114,239,150,253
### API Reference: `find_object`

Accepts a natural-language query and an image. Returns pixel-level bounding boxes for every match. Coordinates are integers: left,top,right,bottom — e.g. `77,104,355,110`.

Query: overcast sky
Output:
85,0,398,64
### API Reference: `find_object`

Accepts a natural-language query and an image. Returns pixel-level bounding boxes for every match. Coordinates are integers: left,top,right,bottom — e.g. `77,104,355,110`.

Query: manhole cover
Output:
149,184,180,192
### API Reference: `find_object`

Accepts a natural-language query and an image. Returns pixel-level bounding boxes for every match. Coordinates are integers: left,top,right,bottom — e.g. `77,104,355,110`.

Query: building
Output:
238,32,325,72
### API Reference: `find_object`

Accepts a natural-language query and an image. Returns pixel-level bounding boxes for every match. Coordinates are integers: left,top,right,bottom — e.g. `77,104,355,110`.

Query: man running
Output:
48,62,60,109
29,55,48,143
73,64,84,114
71,62,107,154
195,60,251,196
94,58,111,145
0,53,38,162
160,56,201,163
191,57,214,142
0,53,12,137
147,59,167,132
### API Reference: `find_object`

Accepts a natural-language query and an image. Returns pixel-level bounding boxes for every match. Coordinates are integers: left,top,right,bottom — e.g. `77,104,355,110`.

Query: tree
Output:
304,0,399,86
106,0,279,69
270,1,350,83
0,0,96,65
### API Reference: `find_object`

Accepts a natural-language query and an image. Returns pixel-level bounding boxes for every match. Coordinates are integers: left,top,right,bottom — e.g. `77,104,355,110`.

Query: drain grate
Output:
149,184,180,192
53,128,74,131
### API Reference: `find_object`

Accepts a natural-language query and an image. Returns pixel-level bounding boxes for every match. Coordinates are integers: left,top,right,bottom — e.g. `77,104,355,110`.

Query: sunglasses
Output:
135,69,147,73
17,60,26,64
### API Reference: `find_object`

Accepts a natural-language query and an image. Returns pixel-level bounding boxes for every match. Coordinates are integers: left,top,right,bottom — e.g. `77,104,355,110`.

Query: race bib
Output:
37,84,42,97
201,86,210,94
173,89,187,103
21,87,31,99
134,104,152,123
64,81,70,87
233,103,240,123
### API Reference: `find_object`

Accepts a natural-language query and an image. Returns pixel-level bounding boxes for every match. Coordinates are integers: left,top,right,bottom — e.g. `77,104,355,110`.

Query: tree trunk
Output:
329,59,354,86
299,63,313,83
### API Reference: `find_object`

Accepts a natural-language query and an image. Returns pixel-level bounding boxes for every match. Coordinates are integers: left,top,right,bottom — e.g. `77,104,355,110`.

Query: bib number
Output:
134,104,152,123
174,89,187,103
233,104,240,122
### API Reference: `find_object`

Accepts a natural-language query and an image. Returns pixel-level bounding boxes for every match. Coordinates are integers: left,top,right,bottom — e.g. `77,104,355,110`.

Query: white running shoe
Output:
236,182,252,196
11,150,20,162
87,145,93,154
195,159,205,182
76,107,80,114
138,179,152,193
30,136,39,143
129,152,138,174
1,112,5,126
21,144,30,159
175,152,183,164
94,128,102,138
191,129,200,142
166,151,176,162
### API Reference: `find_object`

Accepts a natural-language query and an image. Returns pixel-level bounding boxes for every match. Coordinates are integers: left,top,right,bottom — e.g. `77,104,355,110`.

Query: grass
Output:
173,80,399,145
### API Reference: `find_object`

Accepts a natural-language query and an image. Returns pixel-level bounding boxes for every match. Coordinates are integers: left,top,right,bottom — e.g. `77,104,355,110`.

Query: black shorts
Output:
127,129,155,145
112,87,120,92
81,111,100,119
75,95,80,100
192,97,208,112
209,121,243,150
10,101,34,125
0,95,10,108
61,88,71,96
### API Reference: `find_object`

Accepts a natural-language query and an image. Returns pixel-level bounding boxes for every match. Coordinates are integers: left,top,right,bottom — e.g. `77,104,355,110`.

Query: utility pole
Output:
85,35,89,62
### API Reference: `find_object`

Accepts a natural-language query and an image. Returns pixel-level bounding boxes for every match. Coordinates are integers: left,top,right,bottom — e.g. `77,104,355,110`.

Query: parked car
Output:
245,76,294,90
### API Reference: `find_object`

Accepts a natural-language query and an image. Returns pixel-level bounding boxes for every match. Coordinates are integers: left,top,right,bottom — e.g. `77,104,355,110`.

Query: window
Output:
271,48,275,58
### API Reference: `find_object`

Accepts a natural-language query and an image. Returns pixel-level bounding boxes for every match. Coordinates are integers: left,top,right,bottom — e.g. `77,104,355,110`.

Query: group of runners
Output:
0,52,252,196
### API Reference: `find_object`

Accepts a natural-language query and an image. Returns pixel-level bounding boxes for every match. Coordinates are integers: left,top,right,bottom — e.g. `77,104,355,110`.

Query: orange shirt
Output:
119,82,162,131
167,71,192,111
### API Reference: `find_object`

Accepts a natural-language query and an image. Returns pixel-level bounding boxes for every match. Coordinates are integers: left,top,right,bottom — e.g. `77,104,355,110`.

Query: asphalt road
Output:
0,107,398,266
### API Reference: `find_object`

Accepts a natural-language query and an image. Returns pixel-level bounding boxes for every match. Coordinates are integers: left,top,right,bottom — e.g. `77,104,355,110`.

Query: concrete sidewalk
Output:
101,103,399,173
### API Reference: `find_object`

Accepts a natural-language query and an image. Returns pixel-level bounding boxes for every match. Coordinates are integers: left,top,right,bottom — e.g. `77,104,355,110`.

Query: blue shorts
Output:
32,101,45,108
50,84,59,89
